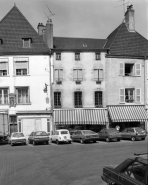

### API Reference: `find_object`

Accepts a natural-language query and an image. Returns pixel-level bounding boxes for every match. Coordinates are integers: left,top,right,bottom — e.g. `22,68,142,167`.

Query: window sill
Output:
54,106,62,109
13,74,30,77
16,103,31,105
0,75,10,77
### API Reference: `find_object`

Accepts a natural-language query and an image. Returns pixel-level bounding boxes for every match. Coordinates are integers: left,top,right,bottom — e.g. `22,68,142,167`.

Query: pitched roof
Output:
53,37,107,50
0,6,49,55
104,22,148,57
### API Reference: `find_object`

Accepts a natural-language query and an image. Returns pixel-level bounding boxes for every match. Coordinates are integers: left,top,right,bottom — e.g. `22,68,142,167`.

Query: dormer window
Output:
22,38,32,48
75,53,80,61
96,53,101,60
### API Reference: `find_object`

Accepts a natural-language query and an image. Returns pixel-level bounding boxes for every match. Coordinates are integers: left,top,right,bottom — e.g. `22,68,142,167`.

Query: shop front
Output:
107,105,148,131
54,108,109,132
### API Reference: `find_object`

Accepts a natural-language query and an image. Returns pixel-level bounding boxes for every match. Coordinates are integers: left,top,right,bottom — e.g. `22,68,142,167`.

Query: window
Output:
54,69,63,83
73,69,83,82
74,91,82,108
119,88,141,103
0,58,8,76
16,87,29,104
94,69,103,81
75,53,80,61
54,92,61,108
121,161,146,183
14,58,29,76
95,53,101,60
56,53,61,60
95,91,103,107
0,88,8,104
22,38,31,48
119,63,141,76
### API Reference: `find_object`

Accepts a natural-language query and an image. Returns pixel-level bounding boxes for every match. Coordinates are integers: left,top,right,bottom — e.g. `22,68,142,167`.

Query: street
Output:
0,139,147,185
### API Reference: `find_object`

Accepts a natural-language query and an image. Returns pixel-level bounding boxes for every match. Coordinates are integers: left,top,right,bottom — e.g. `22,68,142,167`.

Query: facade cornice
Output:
105,54,147,60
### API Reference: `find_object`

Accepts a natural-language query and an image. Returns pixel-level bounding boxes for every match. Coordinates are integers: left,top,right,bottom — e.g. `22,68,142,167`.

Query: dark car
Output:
28,131,49,145
101,153,148,185
120,127,147,141
98,128,122,142
70,130,99,144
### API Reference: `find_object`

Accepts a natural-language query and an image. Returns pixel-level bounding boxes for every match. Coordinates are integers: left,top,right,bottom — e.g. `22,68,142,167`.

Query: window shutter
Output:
135,89,141,103
54,69,58,80
99,69,103,80
0,62,8,70
73,69,77,80
119,89,125,103
94,69,98,80
78,69,83,80
119,63,124,76
135,64,141,76
59,69,63,80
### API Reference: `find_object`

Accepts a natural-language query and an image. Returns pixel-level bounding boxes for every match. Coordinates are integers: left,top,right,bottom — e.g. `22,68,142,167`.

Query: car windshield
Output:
35,131,47,136
82,130,96,134
135,128,145,132
12,133,24,137
61,131,69,134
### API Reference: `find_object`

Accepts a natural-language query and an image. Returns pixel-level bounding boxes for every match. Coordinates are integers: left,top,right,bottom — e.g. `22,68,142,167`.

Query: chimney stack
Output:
46,19,53,49
124,5,135,31
37,23,45,35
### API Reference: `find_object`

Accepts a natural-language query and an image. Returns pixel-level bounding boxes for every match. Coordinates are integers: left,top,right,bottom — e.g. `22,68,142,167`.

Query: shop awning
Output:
108,105,148,122
54,108,108,125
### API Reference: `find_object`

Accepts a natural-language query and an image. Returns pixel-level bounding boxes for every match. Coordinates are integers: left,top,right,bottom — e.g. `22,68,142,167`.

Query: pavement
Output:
0,138,147,185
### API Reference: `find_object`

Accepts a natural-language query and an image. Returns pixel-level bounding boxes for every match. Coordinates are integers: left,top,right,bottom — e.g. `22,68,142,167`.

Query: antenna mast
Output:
115,0,130,15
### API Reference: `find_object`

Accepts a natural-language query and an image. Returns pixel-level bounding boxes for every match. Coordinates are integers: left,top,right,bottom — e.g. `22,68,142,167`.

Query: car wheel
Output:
69,141,72,144
93,141,96,143
131,137,135,141
141,138,145,140
56,140,59,145
117,138,120,142
106,137,110,142
33,141,36,145
80,139,84,144
11,142,13,146
46,141,49,145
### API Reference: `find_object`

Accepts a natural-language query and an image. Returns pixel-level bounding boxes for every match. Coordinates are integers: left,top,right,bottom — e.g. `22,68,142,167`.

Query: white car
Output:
9,132,26,146
51,129,72,144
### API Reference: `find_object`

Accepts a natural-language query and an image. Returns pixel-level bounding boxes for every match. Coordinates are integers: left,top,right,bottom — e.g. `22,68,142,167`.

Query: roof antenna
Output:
44,4,55,20
115,0,130,15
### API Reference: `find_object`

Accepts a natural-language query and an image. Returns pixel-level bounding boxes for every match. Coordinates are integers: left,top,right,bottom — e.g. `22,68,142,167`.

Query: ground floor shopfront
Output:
107,105,148,132
54,108,109,132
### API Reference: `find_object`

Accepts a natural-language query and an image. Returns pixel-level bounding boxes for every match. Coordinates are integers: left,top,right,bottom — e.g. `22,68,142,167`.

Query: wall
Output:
53,52,106,108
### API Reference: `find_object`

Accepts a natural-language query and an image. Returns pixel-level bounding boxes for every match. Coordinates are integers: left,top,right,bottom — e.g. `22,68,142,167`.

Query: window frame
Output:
95,53,101,60
22,38,31,48
56,53,61,60
0,88,9,105
54,91,62,108
73,69,83,82
74,91,83,108
94,91,103,107
13,57,29,76
0,58,9,77
54,69,63,82
75,53,80,61
15,86,30,104
94,69,103,81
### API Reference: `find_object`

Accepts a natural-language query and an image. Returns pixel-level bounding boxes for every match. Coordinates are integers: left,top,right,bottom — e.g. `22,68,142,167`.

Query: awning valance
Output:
108,105,148,122
54,108,108,125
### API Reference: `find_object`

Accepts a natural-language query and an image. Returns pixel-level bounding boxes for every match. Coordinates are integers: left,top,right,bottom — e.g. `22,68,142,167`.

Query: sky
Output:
0,0,147,39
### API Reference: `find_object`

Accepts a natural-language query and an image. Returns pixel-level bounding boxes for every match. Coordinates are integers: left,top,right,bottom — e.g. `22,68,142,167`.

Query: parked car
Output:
98,128,122,142
101,153,148,185
8,132,26,146
51,129,72,144
28,131,49,145
70,130,99,144
120,127,147,141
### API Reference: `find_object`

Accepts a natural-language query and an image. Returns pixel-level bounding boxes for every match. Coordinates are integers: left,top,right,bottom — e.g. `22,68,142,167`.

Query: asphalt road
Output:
0,138,147,185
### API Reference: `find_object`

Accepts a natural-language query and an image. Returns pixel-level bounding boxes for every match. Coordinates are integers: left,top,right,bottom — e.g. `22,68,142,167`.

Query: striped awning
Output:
108,105,148,122
54,108,108,125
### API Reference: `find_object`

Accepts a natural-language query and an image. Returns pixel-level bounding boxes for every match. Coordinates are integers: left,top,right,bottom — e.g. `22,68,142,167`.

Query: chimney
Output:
124,5,135,31
46,19,53,49
37,23,45,35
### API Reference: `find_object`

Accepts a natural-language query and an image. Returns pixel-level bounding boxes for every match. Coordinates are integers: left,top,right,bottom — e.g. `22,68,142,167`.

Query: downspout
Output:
144,55,147,131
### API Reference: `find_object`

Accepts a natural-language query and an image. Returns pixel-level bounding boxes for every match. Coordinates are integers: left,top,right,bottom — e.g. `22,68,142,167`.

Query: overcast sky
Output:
0,0,147,39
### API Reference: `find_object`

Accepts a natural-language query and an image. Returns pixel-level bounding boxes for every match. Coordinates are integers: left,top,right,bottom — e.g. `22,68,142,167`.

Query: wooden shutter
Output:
119,89,125,103
99,69,103,80
119,63,124,76
59,69,63,80
135,64,141,76
135,89,141,103
78,69,83,80
94,69,98,80
54,69,58,80
73,69,77,80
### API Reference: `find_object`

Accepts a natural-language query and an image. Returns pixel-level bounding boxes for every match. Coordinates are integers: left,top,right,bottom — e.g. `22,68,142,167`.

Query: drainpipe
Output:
144,55,148,131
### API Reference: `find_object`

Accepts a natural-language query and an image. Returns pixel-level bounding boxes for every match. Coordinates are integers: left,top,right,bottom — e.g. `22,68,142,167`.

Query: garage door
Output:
22,118,42,137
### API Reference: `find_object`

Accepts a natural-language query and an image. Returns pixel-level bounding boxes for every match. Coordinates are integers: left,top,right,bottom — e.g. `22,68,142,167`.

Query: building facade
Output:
0,6,53,137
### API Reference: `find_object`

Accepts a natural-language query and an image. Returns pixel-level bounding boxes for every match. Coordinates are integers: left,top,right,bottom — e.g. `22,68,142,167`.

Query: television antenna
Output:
44,4,55,20
115,0,130,15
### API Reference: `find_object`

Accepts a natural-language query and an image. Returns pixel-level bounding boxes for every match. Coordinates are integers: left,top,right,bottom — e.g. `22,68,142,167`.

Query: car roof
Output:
56,129,69,131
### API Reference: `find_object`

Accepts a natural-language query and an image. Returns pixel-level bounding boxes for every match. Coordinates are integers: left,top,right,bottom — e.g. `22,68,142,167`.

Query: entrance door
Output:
10,124,18,134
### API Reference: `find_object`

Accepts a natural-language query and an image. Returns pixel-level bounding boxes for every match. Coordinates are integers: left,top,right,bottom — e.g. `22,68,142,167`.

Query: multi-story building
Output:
104,5,148,131
0,5,53,137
